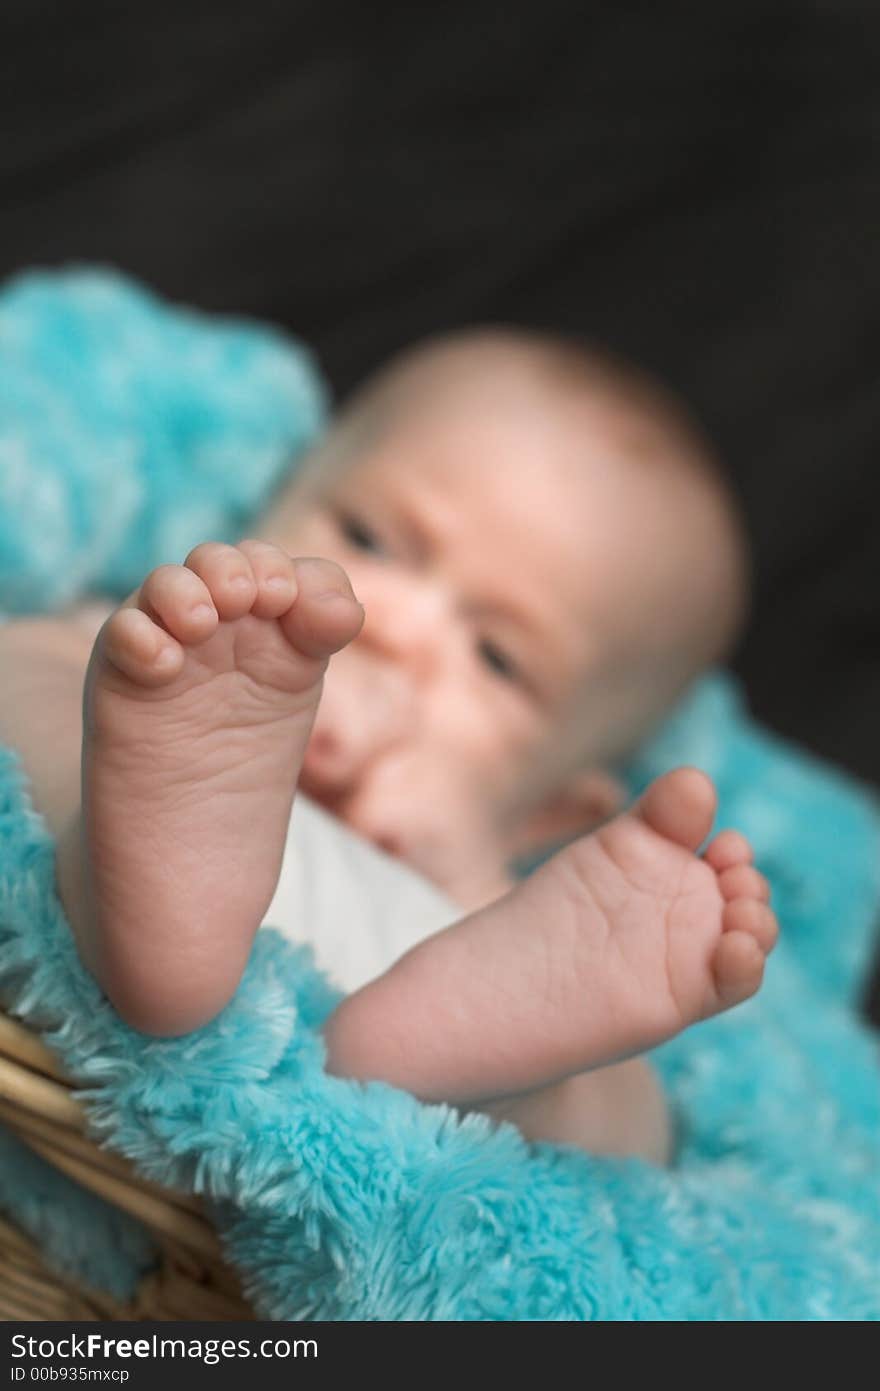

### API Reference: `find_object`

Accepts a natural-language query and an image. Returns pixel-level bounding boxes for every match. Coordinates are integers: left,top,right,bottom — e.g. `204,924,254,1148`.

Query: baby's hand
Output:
373,763,516,911
65,598,116,641
423,836,515,913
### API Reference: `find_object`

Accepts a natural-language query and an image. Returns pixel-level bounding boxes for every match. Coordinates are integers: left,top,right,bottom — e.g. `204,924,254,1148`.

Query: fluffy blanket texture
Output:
0,269,878,1319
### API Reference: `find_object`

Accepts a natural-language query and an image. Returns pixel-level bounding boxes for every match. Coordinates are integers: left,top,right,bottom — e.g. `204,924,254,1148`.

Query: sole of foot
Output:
81,540,363,1035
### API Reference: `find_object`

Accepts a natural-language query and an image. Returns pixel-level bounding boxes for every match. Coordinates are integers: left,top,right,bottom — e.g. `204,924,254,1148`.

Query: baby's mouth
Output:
299,755,407,862
298,764,348,818
299,737,365,825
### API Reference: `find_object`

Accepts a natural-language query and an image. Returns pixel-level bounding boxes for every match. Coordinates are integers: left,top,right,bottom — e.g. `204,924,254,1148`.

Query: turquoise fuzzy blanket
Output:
1,270,879,1320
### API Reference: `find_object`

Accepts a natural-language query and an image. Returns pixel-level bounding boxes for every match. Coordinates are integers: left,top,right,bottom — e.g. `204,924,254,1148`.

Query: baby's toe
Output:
717,864,770,904
722,896,778,954
184,542,258,620
236,539,299,619
100,608,185,687
711,930,766,1009
280,557,364,659
703,828,753,872
636,767,717,852
139,564,218,644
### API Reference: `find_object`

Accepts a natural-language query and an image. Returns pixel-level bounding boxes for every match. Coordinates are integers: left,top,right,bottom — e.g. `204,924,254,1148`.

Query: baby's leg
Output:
483,1060,673,1165
74,543,363,1035
0,607,767,1166
323,769,776,1105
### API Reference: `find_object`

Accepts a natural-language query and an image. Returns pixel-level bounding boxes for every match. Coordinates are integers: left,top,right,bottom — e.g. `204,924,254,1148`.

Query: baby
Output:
2,329,777,1165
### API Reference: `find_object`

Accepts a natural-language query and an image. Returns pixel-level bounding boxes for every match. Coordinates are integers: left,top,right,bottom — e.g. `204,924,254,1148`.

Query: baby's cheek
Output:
427,672,523,758
352,748,493,840
454,706,543,812
259,507,337,561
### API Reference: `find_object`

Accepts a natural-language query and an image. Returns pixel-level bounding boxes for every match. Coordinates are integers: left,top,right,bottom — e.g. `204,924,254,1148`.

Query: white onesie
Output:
263,796,459,994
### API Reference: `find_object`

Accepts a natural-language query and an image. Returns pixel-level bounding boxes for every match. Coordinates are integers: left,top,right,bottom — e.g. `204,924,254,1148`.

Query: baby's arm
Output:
0,619,98,974
0,618,91,838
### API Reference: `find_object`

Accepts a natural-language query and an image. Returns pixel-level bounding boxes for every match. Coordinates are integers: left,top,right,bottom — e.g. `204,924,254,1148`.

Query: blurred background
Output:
3,2,878,1003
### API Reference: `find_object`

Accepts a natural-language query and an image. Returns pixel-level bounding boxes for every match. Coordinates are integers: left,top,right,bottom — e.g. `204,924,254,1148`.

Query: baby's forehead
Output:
311,352,736,622
346,398,693,555
327,372,630,502
325,388,705,600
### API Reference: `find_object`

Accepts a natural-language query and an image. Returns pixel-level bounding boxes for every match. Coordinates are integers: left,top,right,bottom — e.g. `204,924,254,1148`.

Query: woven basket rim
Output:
0,1006,254,1320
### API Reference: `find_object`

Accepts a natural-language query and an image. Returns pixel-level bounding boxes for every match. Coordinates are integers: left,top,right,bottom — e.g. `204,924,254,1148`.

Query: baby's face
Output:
257,364,722,901
260,380,684,900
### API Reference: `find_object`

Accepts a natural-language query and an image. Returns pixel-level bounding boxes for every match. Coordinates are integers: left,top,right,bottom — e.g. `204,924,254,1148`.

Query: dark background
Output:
3,2,879,1007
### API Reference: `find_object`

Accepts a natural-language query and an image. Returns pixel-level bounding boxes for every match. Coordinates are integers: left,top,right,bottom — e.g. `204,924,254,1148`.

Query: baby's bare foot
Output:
325,769,777,1103
80,541,363,1034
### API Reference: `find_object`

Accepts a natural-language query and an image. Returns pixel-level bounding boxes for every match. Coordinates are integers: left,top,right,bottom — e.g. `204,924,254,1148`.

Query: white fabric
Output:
264,796,459,993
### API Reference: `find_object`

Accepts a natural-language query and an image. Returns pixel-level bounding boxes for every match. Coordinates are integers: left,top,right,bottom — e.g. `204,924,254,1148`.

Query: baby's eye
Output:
339,513,385,555
477,637,520,684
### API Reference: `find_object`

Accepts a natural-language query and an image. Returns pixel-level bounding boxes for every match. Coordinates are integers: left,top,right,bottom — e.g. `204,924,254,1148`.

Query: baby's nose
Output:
358,573,450,672
301,661,420,799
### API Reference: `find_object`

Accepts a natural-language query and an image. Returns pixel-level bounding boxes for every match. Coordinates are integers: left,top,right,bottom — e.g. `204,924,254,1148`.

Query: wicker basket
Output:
0,1010,255,1321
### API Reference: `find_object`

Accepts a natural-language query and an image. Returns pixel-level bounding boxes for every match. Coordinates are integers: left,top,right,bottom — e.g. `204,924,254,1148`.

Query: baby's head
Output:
259,330,748,902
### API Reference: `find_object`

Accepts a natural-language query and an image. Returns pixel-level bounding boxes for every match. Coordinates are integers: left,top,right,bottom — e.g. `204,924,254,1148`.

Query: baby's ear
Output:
508,769,627,861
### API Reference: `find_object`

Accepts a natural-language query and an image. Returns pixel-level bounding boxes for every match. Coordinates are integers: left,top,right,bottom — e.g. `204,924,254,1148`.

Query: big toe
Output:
636,768,717,852
280,557,365,659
